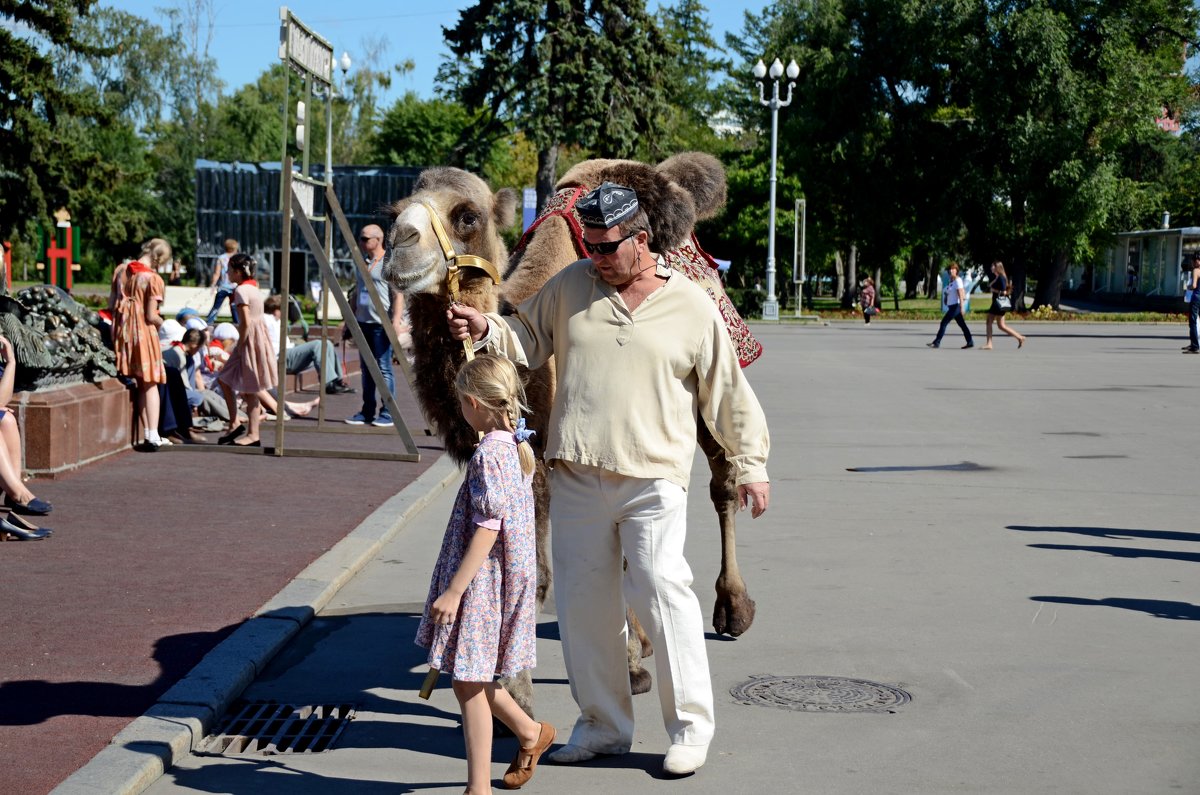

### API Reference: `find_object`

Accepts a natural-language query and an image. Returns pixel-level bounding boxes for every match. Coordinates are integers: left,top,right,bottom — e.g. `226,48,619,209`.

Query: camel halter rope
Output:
416,199,502,700
418,201,502,365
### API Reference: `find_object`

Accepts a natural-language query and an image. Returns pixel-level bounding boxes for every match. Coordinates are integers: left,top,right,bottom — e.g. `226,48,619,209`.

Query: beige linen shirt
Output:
480,257,769,489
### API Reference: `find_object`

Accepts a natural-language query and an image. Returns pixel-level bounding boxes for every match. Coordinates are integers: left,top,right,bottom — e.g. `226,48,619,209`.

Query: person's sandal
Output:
501,721,556,789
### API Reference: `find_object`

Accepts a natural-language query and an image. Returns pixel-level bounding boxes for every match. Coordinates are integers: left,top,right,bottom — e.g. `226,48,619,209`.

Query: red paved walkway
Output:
0,383,446,795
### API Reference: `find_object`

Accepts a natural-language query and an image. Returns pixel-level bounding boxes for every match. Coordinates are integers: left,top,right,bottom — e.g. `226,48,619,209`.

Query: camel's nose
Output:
390,222,420,249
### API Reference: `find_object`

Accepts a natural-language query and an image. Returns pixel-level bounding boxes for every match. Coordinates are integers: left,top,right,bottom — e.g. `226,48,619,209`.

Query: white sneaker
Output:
663,743,708,775
545,744,598,764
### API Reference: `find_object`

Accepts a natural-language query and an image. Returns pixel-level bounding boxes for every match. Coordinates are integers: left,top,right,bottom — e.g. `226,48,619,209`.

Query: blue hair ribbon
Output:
514,417,536,444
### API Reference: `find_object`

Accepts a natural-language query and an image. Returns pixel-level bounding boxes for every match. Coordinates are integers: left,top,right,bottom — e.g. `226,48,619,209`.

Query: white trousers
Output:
550,461,714,753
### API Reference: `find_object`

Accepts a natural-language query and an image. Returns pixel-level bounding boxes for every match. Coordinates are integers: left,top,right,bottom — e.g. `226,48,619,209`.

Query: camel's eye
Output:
458,212,479,229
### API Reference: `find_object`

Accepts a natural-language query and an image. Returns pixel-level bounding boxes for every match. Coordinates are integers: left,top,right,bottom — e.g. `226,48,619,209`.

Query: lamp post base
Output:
762,298,780,320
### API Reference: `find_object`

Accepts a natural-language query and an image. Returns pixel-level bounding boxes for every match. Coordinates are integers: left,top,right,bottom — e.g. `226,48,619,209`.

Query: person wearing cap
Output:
447,182,770,776
176,306,202,325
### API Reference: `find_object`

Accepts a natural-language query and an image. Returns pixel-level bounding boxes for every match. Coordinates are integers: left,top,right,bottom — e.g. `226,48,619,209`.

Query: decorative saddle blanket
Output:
513,186,763,368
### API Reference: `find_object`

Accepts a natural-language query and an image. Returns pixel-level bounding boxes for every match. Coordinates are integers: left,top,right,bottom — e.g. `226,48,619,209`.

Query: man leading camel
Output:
447,182,770,777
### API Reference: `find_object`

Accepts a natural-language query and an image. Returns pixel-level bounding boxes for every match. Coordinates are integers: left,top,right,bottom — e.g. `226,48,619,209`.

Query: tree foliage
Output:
714,0,1200,309
440,0,677,210
0,0,115,245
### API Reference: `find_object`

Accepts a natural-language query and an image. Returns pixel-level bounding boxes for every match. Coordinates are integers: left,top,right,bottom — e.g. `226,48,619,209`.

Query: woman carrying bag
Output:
981,261,1026,350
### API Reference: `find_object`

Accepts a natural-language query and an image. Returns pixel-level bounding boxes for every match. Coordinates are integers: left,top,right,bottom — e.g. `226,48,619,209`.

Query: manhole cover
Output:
199,701,355,755
730,675,910,713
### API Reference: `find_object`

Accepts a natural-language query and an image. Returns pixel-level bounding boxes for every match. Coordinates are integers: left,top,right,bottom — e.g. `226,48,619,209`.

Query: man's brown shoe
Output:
501,721,556,789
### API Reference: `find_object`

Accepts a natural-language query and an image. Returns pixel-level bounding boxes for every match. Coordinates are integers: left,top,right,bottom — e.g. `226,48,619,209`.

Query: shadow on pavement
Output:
1031,596,1200,621
0,625,238,725
1008,525,1200,544
846,461,993,473
152,742,463,793
1026,543,1200,564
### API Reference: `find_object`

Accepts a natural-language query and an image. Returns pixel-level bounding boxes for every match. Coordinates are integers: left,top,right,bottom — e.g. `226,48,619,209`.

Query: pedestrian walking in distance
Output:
981,261,1026,349
928,262,974,349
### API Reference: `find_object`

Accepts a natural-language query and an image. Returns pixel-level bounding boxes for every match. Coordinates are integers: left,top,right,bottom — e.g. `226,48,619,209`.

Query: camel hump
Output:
656,152,727,221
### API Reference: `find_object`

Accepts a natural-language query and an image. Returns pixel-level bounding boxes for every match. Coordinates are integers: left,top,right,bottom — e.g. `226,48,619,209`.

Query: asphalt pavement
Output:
29,320,1200,794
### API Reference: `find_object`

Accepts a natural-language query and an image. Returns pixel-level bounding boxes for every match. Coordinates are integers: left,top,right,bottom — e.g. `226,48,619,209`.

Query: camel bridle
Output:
416,201,501,365
417,201,502,305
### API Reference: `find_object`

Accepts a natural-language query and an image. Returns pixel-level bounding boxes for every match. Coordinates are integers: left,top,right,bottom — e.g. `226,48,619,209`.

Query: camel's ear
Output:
493,188,518,230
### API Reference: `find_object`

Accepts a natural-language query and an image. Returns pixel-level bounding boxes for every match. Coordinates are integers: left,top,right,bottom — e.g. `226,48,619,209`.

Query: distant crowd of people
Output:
99,231,410,456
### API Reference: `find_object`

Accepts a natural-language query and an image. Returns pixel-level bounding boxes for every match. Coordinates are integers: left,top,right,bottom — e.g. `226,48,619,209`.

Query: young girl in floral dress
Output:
216,253,276,447
416,354,553,793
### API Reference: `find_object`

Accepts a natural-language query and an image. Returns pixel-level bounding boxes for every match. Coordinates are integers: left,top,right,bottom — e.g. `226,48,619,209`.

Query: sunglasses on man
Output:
582,231,636,256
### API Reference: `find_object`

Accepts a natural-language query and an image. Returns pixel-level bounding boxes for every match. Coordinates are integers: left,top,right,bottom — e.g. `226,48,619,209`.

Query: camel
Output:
384,153,760,713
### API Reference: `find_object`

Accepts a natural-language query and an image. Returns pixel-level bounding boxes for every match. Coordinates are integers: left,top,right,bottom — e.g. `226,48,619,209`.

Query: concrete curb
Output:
49,455,461,795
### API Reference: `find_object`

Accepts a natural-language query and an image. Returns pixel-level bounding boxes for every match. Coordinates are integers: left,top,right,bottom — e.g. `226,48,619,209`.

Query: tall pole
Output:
766,88,780,317
754,58,799,321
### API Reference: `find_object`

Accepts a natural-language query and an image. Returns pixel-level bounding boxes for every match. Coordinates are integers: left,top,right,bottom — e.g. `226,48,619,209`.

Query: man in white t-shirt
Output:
928,262,975,349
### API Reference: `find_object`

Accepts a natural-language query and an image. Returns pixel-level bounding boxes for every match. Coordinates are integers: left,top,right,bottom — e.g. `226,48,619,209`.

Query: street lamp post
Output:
753,57,799,321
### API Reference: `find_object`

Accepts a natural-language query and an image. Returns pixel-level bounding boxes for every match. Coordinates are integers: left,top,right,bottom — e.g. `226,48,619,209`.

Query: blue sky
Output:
100,1,767,104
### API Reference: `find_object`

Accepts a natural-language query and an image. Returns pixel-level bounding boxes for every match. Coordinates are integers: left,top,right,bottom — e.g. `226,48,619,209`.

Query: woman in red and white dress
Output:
216,253,276,447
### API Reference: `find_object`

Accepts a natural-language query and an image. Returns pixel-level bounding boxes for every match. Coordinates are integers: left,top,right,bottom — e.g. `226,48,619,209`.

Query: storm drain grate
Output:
731,675,910,714
199,701,356,755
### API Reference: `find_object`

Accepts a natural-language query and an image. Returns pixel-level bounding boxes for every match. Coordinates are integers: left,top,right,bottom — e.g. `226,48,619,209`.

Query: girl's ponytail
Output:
512,413,536,476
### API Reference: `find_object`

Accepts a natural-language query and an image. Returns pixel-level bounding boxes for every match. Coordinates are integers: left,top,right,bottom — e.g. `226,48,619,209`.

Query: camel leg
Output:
698,422,756,637
533,461,552,607
626,606,653,695
496,670,534,730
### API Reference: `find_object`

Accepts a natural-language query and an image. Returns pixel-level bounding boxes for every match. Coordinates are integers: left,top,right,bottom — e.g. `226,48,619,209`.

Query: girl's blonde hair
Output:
140,238,172,268
455,354,536,475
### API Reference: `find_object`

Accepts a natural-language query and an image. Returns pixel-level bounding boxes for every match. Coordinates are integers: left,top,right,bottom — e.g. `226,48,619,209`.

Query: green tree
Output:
653,0,731,157
440,0,676,211
715,0,1199,311
976,0,1198,308
0,0,116,249
207,65,287,164
374,92,474,167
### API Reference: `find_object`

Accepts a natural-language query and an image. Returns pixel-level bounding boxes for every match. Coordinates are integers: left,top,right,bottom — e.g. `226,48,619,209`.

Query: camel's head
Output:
383,167,517,299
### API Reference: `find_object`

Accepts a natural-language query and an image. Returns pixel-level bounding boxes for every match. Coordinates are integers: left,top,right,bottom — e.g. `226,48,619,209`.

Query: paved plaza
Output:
49,321,1200,794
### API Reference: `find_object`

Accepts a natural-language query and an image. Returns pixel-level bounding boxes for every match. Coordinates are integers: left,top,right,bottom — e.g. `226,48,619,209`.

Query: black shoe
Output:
218,425,247,445
926,342,940,348
962,343,975,349
6,494,52,516
324,380,355,395
0,515,50,540
1183,348,1199,354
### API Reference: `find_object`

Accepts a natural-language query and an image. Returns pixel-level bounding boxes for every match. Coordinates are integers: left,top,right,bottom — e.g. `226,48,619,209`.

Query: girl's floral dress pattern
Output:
415,431,537,681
